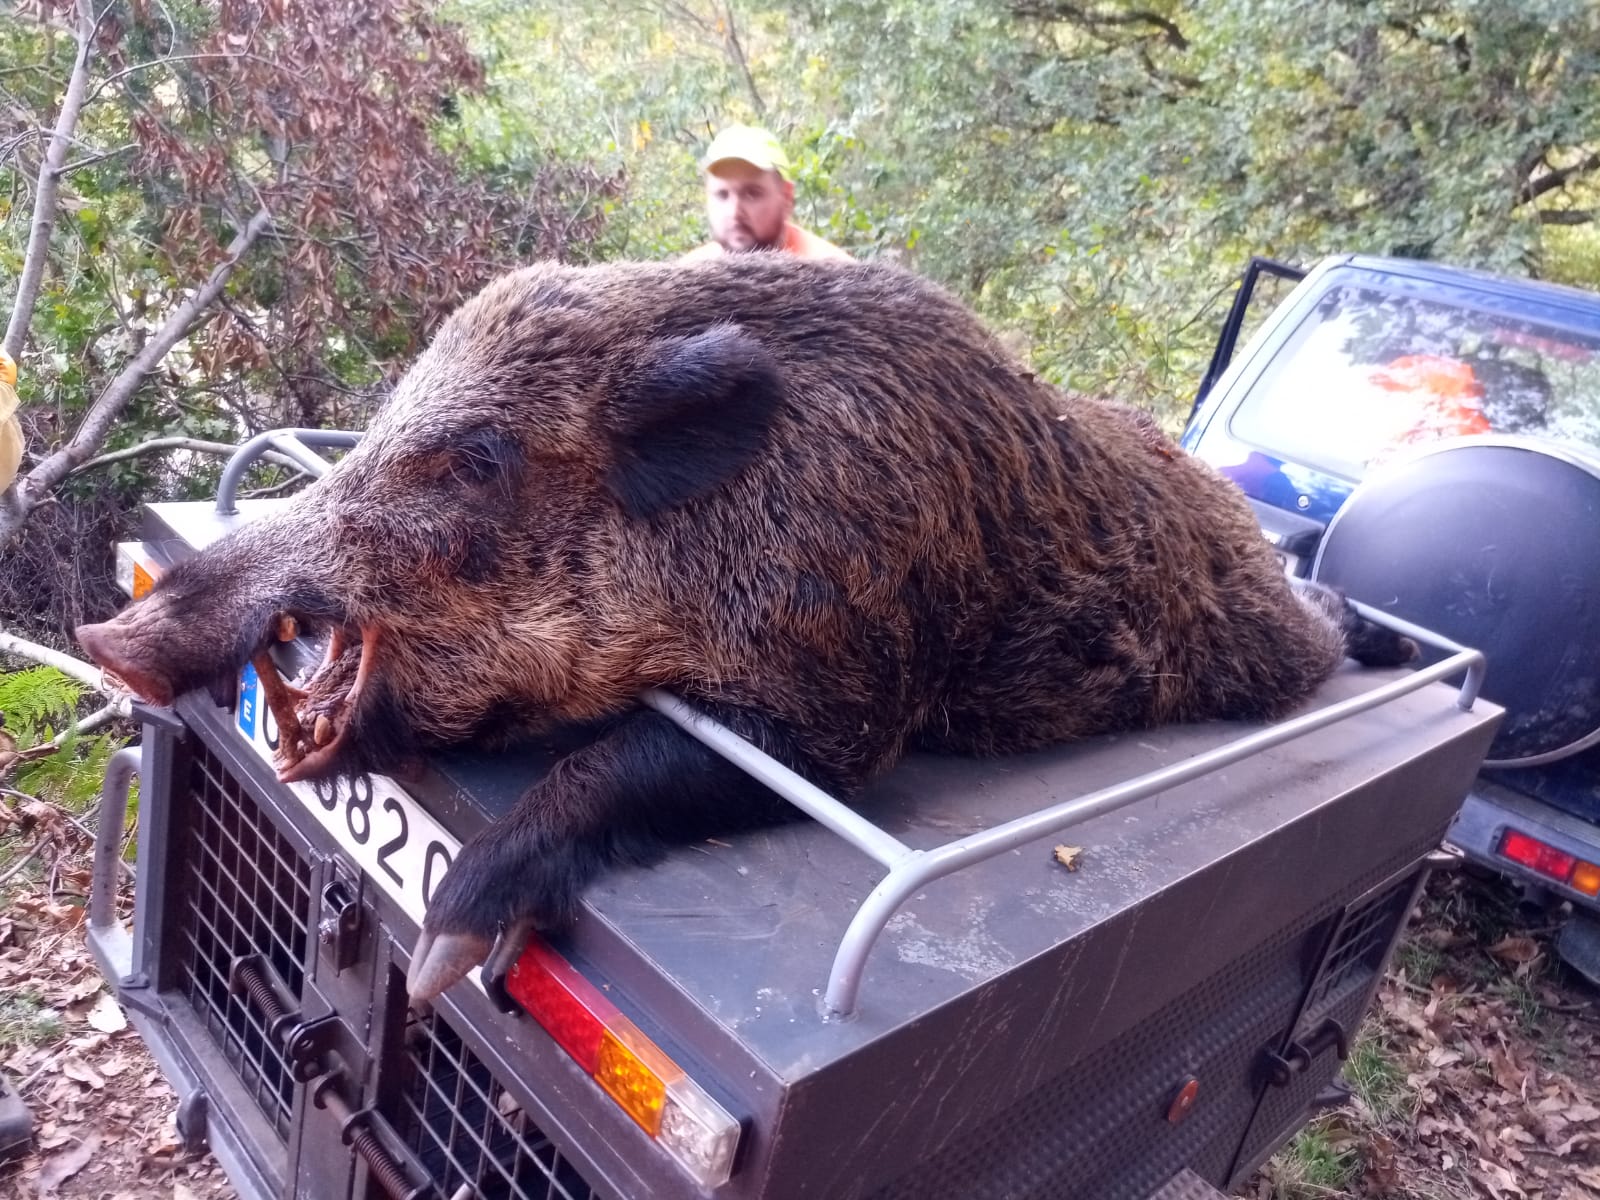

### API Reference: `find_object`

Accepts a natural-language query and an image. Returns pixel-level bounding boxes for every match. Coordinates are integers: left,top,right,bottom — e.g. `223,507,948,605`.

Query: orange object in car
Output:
1366,354,1491,462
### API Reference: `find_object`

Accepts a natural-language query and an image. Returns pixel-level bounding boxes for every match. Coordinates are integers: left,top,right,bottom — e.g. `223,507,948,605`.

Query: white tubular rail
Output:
650,620,1484,1018
214,428,360,513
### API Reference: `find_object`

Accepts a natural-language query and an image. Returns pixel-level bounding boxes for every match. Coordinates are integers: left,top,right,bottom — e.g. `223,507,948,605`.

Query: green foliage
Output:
1344,1025,1412,1125
0,667,125,813
17,725,122,814
0,993,64,1049
0,667,85,744
1267,1116,1362,1198
439,0,1600,432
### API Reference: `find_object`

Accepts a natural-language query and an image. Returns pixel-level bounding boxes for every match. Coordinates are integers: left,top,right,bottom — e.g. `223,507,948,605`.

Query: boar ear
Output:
605,325,782,518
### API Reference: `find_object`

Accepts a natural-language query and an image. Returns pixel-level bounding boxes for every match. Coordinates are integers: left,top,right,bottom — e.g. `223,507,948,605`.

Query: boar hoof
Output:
407,926,494,1006
276,614,299,643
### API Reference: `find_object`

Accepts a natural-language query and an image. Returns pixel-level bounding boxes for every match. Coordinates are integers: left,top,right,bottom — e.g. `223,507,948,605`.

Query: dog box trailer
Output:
83,430,1498,1200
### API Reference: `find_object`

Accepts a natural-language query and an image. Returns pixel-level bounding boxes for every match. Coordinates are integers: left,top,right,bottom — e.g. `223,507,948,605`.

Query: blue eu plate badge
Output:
238,661,259,740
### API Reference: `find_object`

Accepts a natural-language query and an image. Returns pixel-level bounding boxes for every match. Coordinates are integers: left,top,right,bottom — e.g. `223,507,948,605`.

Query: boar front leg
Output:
406,706,816,1004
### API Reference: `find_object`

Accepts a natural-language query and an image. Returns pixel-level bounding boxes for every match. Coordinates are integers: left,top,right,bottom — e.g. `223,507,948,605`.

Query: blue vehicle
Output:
1184,253,1600,981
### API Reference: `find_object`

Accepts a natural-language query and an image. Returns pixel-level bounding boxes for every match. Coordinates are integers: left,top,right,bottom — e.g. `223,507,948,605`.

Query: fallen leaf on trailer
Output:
35,1128,102,1192
86,992,127,1033
1052,845,1083,871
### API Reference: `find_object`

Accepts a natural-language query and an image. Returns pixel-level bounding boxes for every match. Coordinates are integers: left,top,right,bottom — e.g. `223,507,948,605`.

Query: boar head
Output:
77,263,783,788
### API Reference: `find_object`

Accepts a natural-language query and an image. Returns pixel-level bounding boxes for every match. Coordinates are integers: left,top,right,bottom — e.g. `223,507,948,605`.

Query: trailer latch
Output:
283,1014,369,1084
318,879,365,972
228,955,367,1082
1261,1017,1351,1087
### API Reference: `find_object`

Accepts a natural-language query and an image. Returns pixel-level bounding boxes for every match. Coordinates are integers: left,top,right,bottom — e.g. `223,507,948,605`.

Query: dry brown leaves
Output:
1248,874,1600,1200
0,867,231,1199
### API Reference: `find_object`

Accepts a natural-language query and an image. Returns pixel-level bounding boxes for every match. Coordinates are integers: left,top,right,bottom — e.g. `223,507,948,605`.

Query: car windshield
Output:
1229,283,1600,481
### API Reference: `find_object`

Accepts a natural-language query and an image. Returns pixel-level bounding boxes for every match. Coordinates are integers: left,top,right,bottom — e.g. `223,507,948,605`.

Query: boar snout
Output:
76,620,177,706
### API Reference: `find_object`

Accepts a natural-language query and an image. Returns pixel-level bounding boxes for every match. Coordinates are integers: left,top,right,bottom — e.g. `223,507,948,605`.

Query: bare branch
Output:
0,626,121,699
59,141,137,174
3,0,98,362
1012,2,1190,51
239,472,313,500
68,434,305,476
0,206,275,546
1516,151,1600,207
86,51,301,104
1537,209,1595,226
0,837,50,888
718,2,766,119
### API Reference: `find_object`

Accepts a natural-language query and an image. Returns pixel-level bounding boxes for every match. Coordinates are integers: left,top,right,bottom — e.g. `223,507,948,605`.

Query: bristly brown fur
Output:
75,256,1409,998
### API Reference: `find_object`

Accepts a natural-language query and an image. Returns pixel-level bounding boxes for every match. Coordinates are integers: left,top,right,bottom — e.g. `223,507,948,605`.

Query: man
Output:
682,125,851,263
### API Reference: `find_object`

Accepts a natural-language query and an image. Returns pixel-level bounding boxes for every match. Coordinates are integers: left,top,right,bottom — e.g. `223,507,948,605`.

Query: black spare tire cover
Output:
1312,438,1600,766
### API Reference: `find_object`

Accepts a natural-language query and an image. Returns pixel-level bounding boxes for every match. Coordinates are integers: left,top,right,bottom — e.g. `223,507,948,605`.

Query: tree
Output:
1,0,615,636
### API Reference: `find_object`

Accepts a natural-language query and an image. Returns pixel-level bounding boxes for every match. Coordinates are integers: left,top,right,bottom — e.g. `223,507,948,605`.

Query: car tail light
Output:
1571,861,1600,897
1494,827,1600,896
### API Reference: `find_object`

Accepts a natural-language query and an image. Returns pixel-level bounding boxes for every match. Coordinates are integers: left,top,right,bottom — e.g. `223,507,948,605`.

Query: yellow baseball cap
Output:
701,125,790,176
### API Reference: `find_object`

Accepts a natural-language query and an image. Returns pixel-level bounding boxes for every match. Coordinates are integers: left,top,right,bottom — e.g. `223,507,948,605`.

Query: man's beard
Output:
720,222,785,253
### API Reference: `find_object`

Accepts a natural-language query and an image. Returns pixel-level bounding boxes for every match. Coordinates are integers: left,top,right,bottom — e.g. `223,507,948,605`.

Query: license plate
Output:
236,662,459,928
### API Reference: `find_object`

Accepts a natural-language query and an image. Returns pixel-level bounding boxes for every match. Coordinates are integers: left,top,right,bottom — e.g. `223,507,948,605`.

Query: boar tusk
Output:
276,614,298,643
252,651,305,756
274,624,381,784
344,625,381,711
321,627,346,670
406,927,494,1007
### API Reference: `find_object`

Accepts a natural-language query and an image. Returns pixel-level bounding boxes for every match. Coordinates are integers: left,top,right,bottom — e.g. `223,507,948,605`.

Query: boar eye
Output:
443,427,523,491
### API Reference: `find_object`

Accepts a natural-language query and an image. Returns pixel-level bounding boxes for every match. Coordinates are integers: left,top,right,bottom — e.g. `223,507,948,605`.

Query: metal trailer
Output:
84,431,1499,1200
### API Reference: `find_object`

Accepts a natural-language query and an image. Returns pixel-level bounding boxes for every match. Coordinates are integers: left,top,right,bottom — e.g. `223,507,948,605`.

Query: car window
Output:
1229,284,1600,481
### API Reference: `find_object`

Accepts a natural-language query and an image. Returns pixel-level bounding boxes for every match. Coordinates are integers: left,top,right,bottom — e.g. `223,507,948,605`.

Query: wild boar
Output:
75,256,1415,1004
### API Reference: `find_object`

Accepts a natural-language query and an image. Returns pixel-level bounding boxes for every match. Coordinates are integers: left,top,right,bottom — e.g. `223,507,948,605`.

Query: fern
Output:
0,666,84,744
0,666,126,814
17,732,123,812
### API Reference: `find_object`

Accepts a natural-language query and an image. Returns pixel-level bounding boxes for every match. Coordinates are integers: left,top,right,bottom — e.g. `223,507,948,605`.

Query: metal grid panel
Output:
178,742,312,1138
1233,871,1419,1176
388,1006,607,1200
865,910,1323,1200
1299,877,1414,1020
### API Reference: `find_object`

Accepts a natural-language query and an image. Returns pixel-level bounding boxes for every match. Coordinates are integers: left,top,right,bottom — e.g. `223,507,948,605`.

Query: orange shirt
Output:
682,222,851,263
